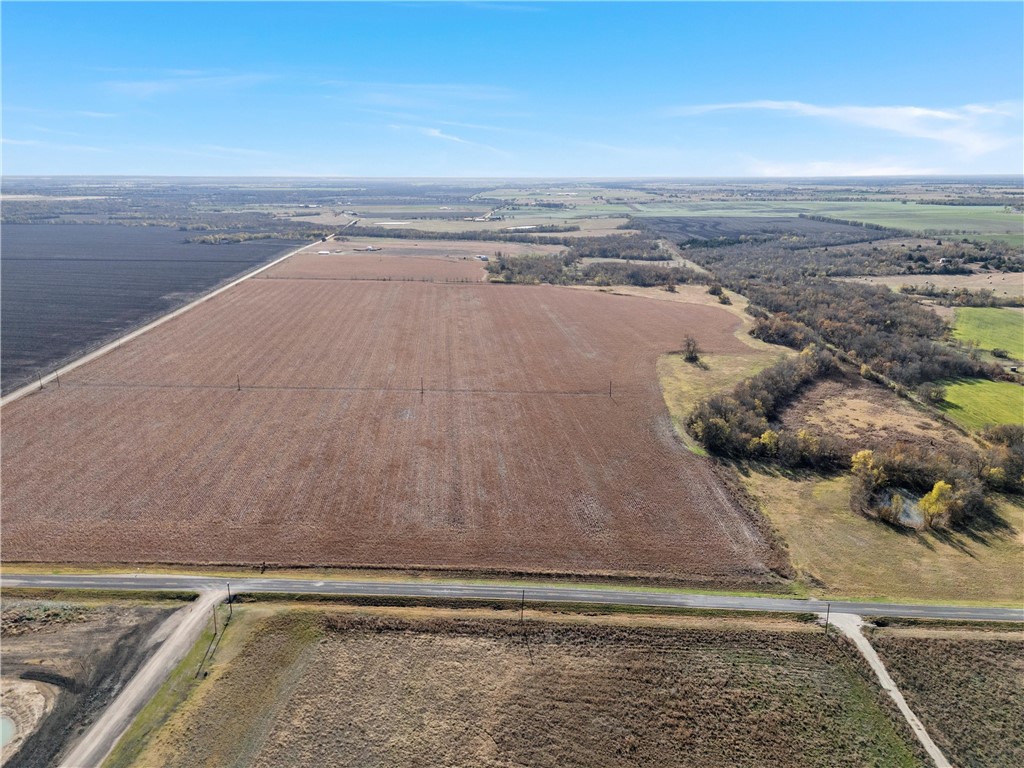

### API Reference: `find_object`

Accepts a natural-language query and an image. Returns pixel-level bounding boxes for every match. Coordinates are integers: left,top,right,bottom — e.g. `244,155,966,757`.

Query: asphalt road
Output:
3,573,1022,622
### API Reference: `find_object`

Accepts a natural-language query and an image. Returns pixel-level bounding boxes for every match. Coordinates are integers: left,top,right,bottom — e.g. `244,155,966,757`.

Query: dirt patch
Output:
3,282,783,584
0,599,177,767
776,370,973,453
135,610,922,768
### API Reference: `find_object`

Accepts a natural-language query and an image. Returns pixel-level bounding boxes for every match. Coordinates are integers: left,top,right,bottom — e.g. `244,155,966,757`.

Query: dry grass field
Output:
842,271,1024,300
1,249,781,584
870,624,1024,767
777,370,976,454
120,608,923,768
746,474,1024,604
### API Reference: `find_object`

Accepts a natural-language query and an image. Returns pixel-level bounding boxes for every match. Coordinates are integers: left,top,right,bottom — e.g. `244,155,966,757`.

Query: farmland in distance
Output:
0,224,301,394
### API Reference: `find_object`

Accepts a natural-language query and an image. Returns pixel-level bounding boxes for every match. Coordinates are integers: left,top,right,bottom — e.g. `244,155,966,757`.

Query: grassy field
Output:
939,378,1024,430
744,473,1024,605
634,283,792,452
625,200,1021,234
953,307,1024,359
120,607,923,767
843,271,1024,301
870,627,1024,767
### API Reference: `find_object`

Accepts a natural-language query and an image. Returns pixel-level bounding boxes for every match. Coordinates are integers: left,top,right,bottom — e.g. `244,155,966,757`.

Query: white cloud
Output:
106,73,271,98
673,100,1022,156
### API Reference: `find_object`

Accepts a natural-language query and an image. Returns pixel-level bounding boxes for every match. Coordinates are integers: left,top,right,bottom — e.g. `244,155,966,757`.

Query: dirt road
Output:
827,613,952,768
57,589,226,768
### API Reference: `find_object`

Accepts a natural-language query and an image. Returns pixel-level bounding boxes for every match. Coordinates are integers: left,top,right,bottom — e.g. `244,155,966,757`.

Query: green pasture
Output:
953,307,1024,359
626,200,1020,233
939,378,1024,430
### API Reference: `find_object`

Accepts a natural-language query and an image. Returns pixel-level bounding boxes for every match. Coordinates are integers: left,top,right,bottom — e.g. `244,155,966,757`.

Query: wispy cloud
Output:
198,144,278,158
325,80,514,111
5,105,120,119
105,72,271,98
1,137,110,153
672,100,1021,156
388,124,509,156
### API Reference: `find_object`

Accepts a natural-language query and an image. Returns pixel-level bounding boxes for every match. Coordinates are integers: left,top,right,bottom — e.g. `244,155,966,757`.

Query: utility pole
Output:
237,374,241,392
55,373,61,389
212,606,218,636
226,583,233,620
824,602,831,637
608,380,612,398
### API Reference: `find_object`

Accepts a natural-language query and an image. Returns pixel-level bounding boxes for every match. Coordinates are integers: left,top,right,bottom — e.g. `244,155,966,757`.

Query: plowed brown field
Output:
261,237,559,283
1,250,780,582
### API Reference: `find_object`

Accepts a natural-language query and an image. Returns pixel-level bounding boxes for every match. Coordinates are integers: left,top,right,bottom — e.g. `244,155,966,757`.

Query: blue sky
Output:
2,1,1022,177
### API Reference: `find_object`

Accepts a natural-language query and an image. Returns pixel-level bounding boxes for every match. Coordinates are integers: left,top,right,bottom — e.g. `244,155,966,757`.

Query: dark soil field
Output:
1,250,782,583
871,627,1024,767
0,224,301,393
0,597,178,767
129,610,923,768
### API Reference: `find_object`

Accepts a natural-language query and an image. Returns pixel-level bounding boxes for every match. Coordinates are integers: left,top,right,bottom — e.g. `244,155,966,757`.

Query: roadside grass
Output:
938,378,1024,430
125,610,321,768
233,591,815,618
0,587,196,604
953,306,1024,359
0,564,799,597
870,631,1024,767
102,603,230,768
742,472,1024,606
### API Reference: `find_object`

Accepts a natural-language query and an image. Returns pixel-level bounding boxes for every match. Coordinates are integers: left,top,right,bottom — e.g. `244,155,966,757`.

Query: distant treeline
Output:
565,233,672,261
797,213,910,235
185,230,333,244
899,284,1024,308
342,225,577,245
683,237,1004,386
485,252,702,287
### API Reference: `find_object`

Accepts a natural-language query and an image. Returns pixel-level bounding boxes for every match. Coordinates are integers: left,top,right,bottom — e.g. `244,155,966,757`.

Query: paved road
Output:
57,589,226,768
3,573,1022,622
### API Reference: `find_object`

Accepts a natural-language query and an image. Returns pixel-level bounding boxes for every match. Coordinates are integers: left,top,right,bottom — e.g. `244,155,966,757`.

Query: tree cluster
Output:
686,346,845,468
